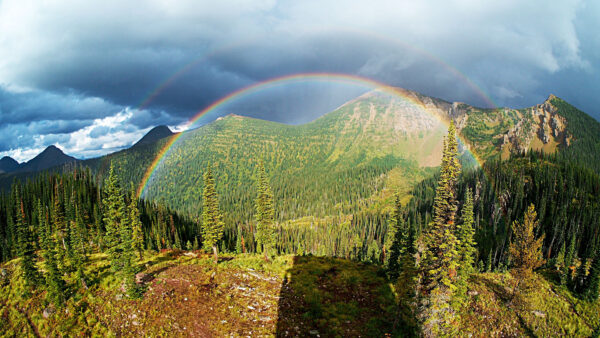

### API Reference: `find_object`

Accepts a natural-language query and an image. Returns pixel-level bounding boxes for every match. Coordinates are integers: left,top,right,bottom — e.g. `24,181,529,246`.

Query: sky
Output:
0,0,598,162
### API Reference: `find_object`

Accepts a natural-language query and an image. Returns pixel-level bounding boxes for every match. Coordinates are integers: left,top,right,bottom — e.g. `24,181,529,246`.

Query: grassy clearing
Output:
0,252,397,337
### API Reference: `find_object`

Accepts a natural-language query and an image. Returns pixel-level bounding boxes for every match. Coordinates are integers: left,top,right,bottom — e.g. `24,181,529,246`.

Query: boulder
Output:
43,306,55,318
136,272,152,284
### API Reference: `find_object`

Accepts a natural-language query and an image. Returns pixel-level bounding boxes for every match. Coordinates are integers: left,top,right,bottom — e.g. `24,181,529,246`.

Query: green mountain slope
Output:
93,89,599,225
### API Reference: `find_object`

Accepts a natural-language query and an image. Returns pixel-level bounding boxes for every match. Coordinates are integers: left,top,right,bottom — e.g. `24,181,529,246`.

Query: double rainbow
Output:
136,72,486,198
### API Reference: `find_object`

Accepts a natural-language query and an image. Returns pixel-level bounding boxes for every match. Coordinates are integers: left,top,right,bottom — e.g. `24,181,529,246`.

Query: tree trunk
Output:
264,247,269,262
138,250,143,261
212,245,218,264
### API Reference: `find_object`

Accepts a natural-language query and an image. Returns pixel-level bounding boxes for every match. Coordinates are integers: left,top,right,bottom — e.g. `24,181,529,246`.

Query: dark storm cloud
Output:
0,0,598,160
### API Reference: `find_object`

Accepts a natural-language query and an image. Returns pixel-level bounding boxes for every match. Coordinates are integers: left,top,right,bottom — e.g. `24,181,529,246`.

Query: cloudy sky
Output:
0,0,598,161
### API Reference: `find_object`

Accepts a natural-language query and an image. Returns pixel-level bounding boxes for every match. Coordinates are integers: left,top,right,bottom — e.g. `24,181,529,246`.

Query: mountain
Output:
0,156,19,174
133,125,174,147
89,88,600,229
18,145,78,173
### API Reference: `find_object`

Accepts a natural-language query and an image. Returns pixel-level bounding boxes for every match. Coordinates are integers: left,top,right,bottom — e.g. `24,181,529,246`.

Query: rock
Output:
136,272,152,284
467,290,479,296
532,310,546,318
115,293,124,301
0,268,9,286
43,307,55,318
247,305,256,310
183,252,198,257
309,329,320,335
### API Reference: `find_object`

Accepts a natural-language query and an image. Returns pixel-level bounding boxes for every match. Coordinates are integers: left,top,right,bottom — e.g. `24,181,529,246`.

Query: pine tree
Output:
509,204,546,295
16,199,41,288
457,188,476,277
418,122,462,336
255,161,276,261
201,163,225,264
128,187,144,260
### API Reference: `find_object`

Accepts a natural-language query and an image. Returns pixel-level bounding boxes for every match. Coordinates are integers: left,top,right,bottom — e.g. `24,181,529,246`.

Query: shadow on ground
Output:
275,255,397,337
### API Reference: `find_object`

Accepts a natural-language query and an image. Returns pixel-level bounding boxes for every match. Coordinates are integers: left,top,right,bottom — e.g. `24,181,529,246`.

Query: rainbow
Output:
136,72,485,198
134,30,498,114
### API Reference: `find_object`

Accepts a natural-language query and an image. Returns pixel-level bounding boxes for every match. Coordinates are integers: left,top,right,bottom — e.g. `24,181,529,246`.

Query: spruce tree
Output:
457,188,476,276
128,187,144,260
17,200,41,287
386,194,405,280
255,161,276,261
509,204,546,295
201,163,225,264
102,162,137,296
418,122,462,336
72,206,88,289
40,203,66,306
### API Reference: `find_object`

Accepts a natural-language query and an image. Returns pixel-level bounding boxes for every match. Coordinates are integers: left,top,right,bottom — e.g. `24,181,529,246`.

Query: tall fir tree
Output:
128,186,144,260
386,193,406,280
40,201,66,307
418,122,462,336
255,161,276,261
201,163,225,264
102,162,137,296
457,188,476,276
509,204,546,295
17,199,41,288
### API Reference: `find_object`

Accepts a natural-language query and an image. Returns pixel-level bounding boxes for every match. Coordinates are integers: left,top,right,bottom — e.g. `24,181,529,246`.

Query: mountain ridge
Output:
0,156,19,174
133,125,174,147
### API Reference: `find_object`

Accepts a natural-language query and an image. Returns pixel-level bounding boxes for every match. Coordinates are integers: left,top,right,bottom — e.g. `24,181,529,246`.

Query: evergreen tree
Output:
555,241,567,285
72,206,88,289
16,199,41,287
386,194,405,280
418,122,462,336
236,226,243,254
584,250,600,301
128,187,144,260
40,203,66,306
457,188,476,276
255,161,276,261
201,163,225,264
102,163,126,259
102,162,137,296
509,204,546,295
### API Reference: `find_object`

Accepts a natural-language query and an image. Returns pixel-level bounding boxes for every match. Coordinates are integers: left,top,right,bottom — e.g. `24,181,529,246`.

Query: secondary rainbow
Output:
136,72,485,198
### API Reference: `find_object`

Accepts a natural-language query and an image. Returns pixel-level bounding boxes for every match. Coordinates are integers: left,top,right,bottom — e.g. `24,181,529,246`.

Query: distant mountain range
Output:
1,89,599,217
0,126,175,176
72,88,600,223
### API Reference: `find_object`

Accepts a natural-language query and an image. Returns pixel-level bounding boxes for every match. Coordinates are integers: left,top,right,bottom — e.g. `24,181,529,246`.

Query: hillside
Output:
87,89,599,230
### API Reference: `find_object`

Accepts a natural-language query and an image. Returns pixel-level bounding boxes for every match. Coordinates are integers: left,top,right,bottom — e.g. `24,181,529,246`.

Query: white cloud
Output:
0,0,598,160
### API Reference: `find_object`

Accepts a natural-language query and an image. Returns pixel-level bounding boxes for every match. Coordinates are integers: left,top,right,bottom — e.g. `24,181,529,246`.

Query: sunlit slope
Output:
139,90,451,221
90,88,600,225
